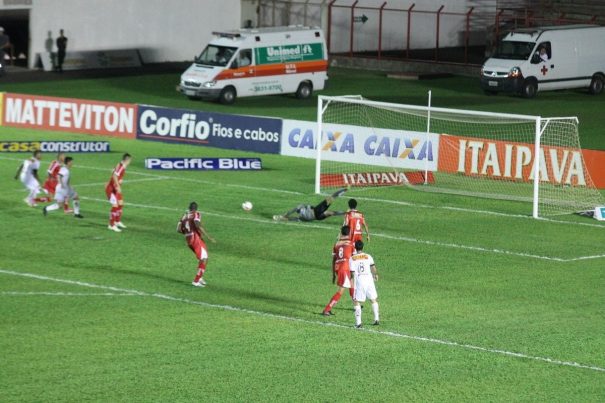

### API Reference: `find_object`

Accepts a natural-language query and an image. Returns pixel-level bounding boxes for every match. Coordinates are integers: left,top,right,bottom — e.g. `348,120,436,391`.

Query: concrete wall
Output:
252,0,486,53
0,0,241,67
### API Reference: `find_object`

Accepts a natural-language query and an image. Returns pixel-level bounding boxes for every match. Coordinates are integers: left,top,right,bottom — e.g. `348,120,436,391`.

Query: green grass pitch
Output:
1,69,604,401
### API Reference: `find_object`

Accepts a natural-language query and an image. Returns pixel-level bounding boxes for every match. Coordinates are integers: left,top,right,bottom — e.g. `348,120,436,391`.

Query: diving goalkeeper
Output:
273,188,348,222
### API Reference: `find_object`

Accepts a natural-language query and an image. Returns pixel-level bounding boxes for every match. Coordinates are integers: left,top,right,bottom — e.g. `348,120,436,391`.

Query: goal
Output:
316,95,604,217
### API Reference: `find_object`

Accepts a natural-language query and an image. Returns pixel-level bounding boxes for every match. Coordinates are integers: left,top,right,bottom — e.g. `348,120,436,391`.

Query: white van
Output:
480,25,605,98
178,26,328,104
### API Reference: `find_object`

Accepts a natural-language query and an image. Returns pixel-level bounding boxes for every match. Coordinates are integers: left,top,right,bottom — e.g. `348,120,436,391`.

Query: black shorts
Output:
313,199,331,220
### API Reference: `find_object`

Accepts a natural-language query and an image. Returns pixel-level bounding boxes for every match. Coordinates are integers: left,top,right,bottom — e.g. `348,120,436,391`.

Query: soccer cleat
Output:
63,208,74,214
108,224,122,232
115,221,127,229
273,214,286,221
24,198,37,207
74,214,84,219
322,311,334,316
42,207,47,216
198,278,207,286
355,324,363,329
192,281,205,287
372,320,380,326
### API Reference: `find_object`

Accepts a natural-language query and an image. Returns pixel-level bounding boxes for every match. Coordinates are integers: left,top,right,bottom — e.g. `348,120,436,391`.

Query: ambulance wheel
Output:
521,79,537,98
588,75,604,95
296,81,313,99
219,86,236,104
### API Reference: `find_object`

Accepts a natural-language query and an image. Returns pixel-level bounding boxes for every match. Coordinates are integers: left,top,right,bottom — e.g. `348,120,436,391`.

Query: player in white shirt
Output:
14,150,50,207
42,156,83,218
349,240,379,328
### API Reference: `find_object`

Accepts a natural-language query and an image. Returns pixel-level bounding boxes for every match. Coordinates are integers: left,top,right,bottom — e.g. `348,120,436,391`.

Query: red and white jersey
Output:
332,237,354,273
106,162,126,194
178,210,202,240
47,160,62,178
344,210,366,241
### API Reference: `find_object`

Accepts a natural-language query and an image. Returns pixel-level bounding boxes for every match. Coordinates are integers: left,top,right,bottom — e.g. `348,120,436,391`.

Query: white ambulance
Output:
480,24,605,98
178,26,328,104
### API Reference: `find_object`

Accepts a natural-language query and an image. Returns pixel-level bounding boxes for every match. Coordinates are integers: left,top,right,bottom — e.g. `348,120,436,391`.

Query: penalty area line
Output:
78,196,587,262
1,268,604,374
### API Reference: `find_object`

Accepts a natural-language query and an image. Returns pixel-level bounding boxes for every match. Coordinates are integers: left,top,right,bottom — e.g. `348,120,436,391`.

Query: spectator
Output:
0,27,11,64
56,29,68,72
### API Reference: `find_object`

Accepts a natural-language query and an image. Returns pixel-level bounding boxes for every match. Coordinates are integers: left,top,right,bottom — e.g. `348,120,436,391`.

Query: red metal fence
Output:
325,1,602,65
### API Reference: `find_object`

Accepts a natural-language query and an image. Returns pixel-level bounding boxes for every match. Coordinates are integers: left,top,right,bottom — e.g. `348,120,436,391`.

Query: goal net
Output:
316,95,604,217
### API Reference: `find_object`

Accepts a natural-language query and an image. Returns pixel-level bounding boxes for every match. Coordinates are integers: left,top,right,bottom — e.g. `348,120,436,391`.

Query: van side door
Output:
228,49,256,96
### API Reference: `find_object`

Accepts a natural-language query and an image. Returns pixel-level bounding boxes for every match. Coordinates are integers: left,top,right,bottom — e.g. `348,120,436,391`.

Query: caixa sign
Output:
145,157,262,170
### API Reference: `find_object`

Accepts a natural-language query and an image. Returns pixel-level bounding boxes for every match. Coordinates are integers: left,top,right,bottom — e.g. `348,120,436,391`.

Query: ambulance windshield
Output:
195,45,237,67
492,40,535,60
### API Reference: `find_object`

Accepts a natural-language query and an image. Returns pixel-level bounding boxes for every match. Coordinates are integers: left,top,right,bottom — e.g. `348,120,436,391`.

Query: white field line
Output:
1,268,603,374
11,177,168,193
79,196,598,262
0,156,304,196
2,155,603,226
0,291,140,296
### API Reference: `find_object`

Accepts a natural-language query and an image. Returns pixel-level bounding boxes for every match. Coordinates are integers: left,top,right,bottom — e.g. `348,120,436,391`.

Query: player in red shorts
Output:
42,152,70,212
322,225,355,316
343,198,370,244
177,201,216,287
106,153,132,232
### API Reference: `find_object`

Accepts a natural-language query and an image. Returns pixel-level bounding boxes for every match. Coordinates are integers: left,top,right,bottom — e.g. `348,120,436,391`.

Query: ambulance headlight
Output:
508,67,522,78
202,81,217,88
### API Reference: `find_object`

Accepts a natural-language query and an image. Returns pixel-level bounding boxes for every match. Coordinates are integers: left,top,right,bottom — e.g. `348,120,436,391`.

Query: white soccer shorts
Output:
353,278,377,302
21,176,40,192
55,186,77,202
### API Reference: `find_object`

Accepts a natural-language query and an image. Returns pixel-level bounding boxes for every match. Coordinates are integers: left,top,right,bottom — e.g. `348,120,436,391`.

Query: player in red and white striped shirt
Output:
42,152,70,212
343,199,370,244
105,153,132,232
322,225,355,316
177,201,216,287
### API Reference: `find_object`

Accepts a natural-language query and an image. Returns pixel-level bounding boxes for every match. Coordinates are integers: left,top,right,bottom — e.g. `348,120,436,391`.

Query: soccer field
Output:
1,70,605,401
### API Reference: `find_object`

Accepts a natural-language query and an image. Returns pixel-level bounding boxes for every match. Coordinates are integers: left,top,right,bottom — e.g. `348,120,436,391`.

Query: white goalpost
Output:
316,95,604,218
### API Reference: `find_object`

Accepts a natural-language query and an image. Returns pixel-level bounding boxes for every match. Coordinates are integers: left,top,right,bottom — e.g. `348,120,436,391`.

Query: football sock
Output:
109,207,119,226
116,206,123,223
46,203,60,212
324,292,342,313
63,202,70,211
28,189,38,201
194,262,206,282
331,188,347,199
73,200,80,215
372,302,379,322
354,305,362,326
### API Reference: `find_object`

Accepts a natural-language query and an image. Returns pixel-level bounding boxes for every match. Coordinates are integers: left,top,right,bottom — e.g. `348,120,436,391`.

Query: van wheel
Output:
219,86,236,104
588,75,604,95
296,82,313,99
521,79,538,98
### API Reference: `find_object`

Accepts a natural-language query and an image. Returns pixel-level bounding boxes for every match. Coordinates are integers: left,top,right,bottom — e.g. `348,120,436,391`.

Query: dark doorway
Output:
0,8,30,68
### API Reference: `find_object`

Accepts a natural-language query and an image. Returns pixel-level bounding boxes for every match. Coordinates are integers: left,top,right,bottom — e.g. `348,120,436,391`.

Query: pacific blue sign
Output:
145,157,262,170
137,105,281,154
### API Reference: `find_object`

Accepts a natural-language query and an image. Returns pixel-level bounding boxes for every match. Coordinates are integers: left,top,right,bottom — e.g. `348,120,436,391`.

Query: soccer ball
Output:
241,201,253,211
